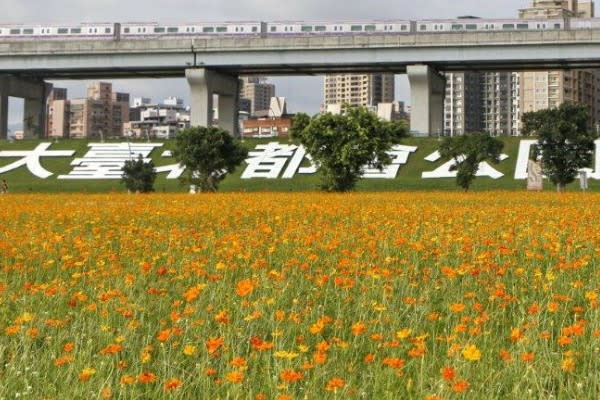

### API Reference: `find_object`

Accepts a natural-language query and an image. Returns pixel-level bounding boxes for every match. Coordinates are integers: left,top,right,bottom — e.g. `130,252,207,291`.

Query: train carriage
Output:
265,20,413,35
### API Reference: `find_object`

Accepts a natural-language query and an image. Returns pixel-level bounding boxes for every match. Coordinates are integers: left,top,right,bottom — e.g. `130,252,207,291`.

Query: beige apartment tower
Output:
323,73,395,109
239,77,275,117
519,0,600,125
46,82,130,138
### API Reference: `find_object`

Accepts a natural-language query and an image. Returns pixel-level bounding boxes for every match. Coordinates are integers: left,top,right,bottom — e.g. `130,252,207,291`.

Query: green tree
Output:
291,106,408,192
173,126,248,192
121,154,157,193
522,103,597,192
438,132,504,191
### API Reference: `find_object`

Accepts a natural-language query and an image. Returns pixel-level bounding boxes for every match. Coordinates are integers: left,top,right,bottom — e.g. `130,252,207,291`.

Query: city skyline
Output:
2,0,597,127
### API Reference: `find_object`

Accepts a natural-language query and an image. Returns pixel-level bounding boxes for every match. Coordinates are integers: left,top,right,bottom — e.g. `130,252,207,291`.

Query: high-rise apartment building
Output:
46,82,130,138
441,0,598,136
46,88,69,138
481,72,522,136
443,72,483,136
323,73,395,110
519,0,600,125
239,77,275,116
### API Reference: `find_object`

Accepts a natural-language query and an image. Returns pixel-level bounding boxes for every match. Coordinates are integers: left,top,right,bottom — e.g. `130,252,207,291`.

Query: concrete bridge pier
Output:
0,75,52,139
0,93,7,140
407,65,446,137
186,68,240,136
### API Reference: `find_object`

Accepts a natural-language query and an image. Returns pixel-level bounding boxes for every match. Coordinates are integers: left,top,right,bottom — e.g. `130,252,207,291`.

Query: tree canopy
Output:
438,132,504,191
522,103,597,191
291,106,408,192
121,154,157,193
173,126,248,192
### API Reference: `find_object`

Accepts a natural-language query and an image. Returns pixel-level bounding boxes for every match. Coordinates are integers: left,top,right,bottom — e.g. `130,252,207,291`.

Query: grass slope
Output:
0,137,596,192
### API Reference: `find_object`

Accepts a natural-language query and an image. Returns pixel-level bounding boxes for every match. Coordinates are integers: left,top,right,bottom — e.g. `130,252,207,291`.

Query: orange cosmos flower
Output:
100,344,123,355
235,279,255,297
79,367,96,382
54,355,74,367
206,337,225,355
561,357,576,373
313,351,328,364
351,321,367,336
364,353,375,363
156,329,171,342
509,328,523,342
452,379,469,393
441,366,456,382
325,377,345,392
226,371,244,384
63,342,75,353
521,352,535,362
120,375,135,385
280,369,304,383
382,357,405,369
499,349,512,362
164,378,182,391
230,356,247,368
138,372,157,384
449,303,466,313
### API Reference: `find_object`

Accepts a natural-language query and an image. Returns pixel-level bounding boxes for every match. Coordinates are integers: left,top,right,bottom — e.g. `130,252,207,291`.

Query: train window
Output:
502,24,515,30
517,24,529,29
58,28,68,34
71,28,81,34
252,26,258,32
401,25,408,31
123,27,130,33
365,25,376,31
420,25,427,31
216,26,227,32
167,27,178,33
105,27,111,33
203,27,214,33
154,27,165,33
301,25,313,32
351,25,363,31
235,27,239,32
270,26,277,32
10,29,20,34
240,27,244,32
554,23,561,29
315,25,326,32
452,24,463,30
466,24,477,30
23,29,33,34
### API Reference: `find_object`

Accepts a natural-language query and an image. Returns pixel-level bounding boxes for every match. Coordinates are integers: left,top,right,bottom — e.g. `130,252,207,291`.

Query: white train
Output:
1,17,600,40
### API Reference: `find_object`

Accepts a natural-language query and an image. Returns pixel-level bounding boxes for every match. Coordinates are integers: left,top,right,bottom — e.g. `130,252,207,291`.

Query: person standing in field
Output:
1,179,8,194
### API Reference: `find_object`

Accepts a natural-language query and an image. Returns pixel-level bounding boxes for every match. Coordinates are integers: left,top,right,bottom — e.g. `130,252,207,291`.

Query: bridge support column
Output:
0,75,51,139
0,92,7,140
0,75,9,140
407,65,445,137
186,68,240,136
23,82,52,139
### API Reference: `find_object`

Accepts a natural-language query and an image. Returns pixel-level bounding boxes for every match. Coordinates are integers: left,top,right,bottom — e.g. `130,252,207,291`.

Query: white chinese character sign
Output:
0,143,75,179
1,140,600,186
59,143,163,180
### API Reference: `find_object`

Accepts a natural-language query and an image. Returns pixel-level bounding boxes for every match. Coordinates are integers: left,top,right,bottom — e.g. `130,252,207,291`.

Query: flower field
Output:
0,192,598,399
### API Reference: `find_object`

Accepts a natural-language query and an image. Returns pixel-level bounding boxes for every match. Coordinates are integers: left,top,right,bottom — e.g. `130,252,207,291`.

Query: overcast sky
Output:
2,0,577,127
